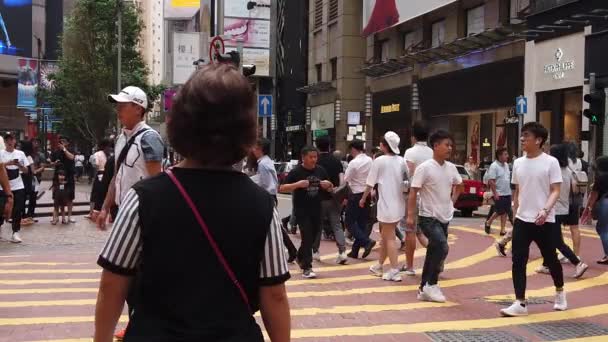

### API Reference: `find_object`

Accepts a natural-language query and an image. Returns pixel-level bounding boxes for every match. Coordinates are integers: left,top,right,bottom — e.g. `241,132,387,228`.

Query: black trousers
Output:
512,219,564,299
296,214,321,270
0,189,26,233
543,215,579,267
25,190,38,218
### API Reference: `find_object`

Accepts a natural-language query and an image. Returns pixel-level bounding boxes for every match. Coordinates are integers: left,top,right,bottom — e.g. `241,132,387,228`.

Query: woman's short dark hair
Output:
495,147,508,160
550,144,569,168
20,140,33,157
429,130,453,148
98,138,113,151
521,122,548,147
168,64,256,166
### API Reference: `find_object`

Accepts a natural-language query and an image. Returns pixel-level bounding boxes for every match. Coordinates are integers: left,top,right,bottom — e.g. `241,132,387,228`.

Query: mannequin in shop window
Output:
465,156,479,180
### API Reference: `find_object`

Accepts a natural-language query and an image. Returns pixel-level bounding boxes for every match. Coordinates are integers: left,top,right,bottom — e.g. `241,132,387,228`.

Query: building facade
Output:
136,0,165,85
299,0,367,153
362,0,529,165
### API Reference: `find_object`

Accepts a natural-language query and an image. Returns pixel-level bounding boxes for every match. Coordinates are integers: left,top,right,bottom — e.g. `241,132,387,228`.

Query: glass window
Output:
316,63,322,83
431,20,446,48
467,6,485,36
330,58,337,80
381,40,390,61
404,31,416,51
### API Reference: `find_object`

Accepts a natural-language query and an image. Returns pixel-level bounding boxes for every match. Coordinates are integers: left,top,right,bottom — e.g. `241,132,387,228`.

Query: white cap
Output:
108,86,148,110
384,131,400,155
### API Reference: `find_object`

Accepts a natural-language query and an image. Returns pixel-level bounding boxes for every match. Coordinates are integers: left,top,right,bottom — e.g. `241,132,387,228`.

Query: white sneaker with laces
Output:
369,264,383,277
419,284,446,303
557,253,568,264
10,232,22,243
554,291,567,311
336,252,348,265
573,262,589,279
382,268,402,282
535,265,550,274
302,269,317,279
313,251,321,262
500,300,528,317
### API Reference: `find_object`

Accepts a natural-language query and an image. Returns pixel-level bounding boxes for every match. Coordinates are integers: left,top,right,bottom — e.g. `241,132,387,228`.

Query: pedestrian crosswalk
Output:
1,223,608,341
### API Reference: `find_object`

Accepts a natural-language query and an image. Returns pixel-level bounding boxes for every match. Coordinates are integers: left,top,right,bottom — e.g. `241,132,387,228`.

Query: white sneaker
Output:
535,265,550,274
302,269,317,279
554,291,567,311
10,232,22,243
558,253,568,264
336,252,348,265
419,284,446,303
399,265,416,276
382,268,402,282
369,264,383,277
500,300,528,317
573,262,589,279
313,251,321,262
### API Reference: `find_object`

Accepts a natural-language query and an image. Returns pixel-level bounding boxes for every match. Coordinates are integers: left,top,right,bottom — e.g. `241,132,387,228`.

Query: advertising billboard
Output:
17,57,37,108
172,32,199,84
362,0,456,36
224,0,271,77
0,0,32,56
164,0,199,19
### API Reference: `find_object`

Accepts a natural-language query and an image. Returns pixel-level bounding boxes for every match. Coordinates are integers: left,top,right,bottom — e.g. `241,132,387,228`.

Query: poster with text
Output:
225,47,270,77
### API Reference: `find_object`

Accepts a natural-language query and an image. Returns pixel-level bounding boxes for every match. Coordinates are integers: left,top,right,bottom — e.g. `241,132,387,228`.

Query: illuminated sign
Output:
380,103,400,114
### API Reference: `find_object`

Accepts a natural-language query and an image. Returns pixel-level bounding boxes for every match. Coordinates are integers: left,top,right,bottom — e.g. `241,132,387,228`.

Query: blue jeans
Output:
595,197,608,256
418,216,449,288
345,193,371,253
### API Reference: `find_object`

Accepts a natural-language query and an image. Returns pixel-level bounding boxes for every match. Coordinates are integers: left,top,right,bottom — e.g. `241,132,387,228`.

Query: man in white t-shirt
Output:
500,122,566,317
361,131,407,282
401,121,431,275
0,134,31,243
407,130,463,303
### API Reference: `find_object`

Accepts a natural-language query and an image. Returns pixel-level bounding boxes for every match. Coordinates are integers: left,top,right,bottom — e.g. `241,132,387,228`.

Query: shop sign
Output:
543,48,575,80
380,103,400,114
285,125,304,132
314,129,329,138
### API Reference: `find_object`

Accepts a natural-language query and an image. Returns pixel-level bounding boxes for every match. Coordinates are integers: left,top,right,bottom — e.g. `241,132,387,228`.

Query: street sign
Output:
209,36,225,62
285,125,304,132
258,95,272,118
314,129,328,138
516,96,527,115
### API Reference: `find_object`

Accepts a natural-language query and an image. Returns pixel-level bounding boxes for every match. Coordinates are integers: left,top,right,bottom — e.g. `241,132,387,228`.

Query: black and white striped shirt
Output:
98,189,290,285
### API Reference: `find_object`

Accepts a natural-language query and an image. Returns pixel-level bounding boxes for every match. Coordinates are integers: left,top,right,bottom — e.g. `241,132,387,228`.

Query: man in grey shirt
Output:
252,138,297,263
485,147,513,236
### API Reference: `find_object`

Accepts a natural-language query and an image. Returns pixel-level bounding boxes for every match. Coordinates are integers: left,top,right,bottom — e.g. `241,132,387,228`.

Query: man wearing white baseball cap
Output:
97,86,164,339
359,131,407,282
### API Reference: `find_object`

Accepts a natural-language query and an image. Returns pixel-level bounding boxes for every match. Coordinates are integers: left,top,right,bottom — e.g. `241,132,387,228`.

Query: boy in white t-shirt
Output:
407,130,463,303
361,131,407,282
500,122,566,317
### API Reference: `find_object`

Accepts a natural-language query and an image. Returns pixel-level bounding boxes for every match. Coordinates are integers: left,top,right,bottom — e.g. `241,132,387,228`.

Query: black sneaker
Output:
347,250,358,259
362,240,377,259
495,242,507,257
287,253,297,264
484,222,491,234
290,225,298,235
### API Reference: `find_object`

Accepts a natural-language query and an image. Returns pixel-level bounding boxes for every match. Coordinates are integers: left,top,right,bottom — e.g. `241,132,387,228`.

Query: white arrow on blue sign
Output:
258,95,272,118
516,96,527,115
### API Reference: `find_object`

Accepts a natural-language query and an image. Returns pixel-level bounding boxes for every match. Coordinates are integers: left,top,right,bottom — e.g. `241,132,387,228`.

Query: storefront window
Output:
536,87,582,146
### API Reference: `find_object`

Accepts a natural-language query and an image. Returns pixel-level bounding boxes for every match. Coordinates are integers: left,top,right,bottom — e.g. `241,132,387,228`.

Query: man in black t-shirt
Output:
280,146,333,279
315,136,347,264
51,136,76,223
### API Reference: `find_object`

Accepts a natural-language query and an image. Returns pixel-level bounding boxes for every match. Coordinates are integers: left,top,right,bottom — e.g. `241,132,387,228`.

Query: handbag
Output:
166,169,252,313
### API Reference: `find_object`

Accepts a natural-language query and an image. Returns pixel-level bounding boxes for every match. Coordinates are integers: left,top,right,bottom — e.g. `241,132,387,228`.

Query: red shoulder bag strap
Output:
166,169,251,312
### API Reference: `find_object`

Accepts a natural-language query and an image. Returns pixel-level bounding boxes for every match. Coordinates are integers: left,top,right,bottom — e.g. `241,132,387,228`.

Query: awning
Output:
296,81,335,94
360,24,526,78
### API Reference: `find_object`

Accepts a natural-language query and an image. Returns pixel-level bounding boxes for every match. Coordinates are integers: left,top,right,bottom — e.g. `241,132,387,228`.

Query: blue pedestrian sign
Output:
516,96,527,115
258,95,272,118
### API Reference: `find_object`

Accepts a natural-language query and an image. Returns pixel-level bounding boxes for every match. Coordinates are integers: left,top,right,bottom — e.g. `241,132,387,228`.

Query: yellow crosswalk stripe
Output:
287,259,543,298
0,298,96,308
0,269,100,274
288,244,496,286
0,262,90,267
289,303,608,338
0,278,98,286
556,336,608,342
485,271,608,302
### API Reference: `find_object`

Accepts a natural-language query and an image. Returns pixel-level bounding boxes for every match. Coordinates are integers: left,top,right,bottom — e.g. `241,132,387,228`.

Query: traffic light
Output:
584,76,606,126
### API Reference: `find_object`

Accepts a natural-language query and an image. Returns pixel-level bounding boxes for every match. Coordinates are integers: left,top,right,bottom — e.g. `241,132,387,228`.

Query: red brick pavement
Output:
1,218,608,341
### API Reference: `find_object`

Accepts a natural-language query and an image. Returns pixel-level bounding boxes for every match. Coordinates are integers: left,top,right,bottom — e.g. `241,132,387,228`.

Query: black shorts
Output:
54,183,75,201
557,204,580,226
494,195,512,215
